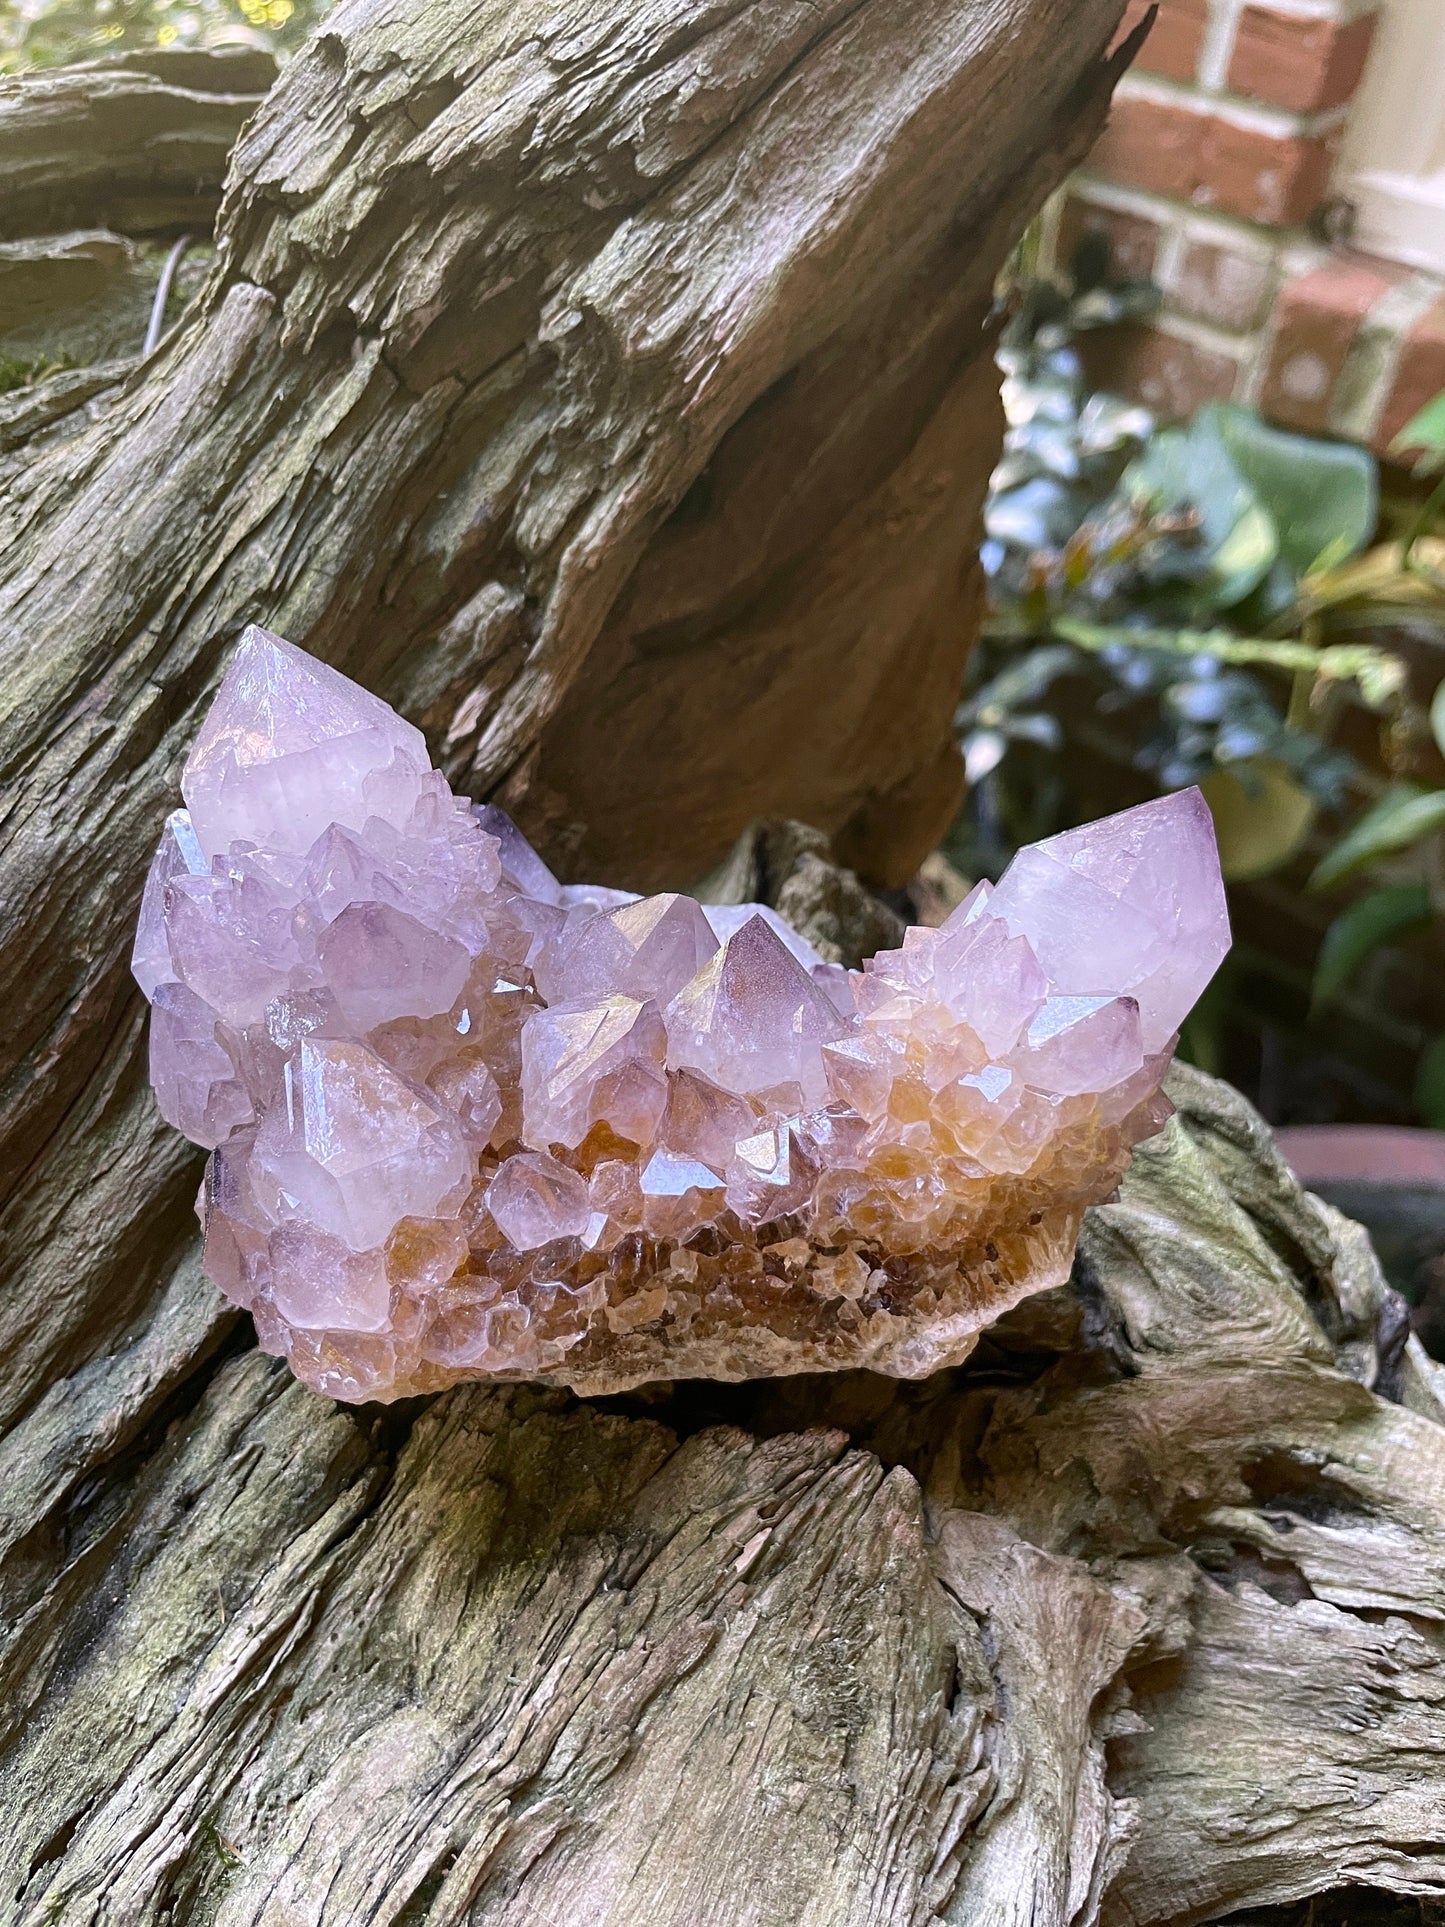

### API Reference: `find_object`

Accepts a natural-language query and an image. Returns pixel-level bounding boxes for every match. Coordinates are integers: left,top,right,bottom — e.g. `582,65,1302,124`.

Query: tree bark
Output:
8,3,1445,1922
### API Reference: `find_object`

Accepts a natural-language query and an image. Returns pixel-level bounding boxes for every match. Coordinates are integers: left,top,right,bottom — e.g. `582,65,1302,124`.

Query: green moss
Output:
0,351,76,396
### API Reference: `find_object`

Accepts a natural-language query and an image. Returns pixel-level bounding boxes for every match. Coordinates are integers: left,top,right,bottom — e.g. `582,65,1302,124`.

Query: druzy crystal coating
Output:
134,627,1230,1402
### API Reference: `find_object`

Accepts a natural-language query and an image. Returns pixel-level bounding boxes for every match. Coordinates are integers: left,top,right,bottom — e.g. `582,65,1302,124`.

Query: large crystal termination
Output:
135,627,1230,1402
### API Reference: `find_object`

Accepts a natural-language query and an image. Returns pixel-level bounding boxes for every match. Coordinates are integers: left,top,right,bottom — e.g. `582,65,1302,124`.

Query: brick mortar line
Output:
1199,0,1248,93
1150,304,1258,361
1071,172,1331,263
1153,218,1192,292
1116,69,1355,140
1331,273,1445,443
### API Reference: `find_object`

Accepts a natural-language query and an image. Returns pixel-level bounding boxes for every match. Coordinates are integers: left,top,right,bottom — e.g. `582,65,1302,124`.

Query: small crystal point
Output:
702,902,824,971
638,1146,726,1240
183,626,430,860
132,809,208,998
148,980,252,1148
252,1038,470,1253
536,891,718,1007
1011,994,1144,1096
138,633,1232,1403
725,1124,815,1222
520,995,668,1152
485,1150,590,1250
988,787,1229,1053
318,901,471,1031
472,803,562,904
931,919,1048,1055
665,915,846,1108
940,877,994,931
269,1222,391,1332
164,858,304,1029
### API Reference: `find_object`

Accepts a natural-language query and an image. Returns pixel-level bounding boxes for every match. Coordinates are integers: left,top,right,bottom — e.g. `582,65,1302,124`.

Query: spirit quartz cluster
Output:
134,628,1229,1402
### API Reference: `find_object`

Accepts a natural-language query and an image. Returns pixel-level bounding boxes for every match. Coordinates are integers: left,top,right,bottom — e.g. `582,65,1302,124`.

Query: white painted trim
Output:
1336,0,1445,274
1228,0,1380,20
1347,170,1445,275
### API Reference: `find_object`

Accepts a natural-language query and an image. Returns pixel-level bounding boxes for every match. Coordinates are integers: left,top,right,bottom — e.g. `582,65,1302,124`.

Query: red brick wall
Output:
1043,0,1445,452
1090,93,1339,227
1228,6,1378,114
1118,0,1379,117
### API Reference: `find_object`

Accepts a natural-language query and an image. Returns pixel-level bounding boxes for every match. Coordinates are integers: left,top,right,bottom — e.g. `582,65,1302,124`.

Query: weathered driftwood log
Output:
0,0,1132,1458
7,2,1445,1920
5,1045,1445,1923
0,47,277,241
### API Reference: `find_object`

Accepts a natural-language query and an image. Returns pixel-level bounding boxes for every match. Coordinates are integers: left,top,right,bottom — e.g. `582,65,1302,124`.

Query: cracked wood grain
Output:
0,48,276,241
4,1067,1445,1923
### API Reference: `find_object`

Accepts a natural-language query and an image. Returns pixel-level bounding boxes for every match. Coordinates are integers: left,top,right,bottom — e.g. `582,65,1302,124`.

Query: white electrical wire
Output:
143,236,194,357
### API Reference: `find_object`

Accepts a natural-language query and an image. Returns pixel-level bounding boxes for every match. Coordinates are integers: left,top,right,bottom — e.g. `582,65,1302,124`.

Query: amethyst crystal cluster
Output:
134,628,1229,1401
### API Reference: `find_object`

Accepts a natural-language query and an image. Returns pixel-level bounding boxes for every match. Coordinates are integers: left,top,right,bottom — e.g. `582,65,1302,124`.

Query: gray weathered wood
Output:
5,1061,1445,1922
0,47,276,240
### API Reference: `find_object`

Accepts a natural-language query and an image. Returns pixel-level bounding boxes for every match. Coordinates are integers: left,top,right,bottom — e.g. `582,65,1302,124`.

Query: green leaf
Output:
1313,883,1432,1005
1431,679,1445,761
1125,413,1278,608
1200,758,1316,881
1391,387,1445,476
1309,784,1445,890
1416,1033,1445,1129
957,643,1078,728
1207,403,1377,576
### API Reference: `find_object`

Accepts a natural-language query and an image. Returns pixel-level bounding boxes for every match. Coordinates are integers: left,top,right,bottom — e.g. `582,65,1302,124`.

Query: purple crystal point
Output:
164,853,307,1028
702,902,824,970
638,1147,726,1240
269,1222,391,1332
664,915,846,1108
485,1150,590,1250
252,1039,470,1253
132,809,207,999
1010,994,1144,1096
318,901,470,1030
931,918,1049,1055
137,631,1232,1403
987,788,1229,1053
536,891,718,1006
148,981,252,1147
472,803,562,904
520,995,668,1152
725,1123,816,1222
182,626,430,860
941,877,994,930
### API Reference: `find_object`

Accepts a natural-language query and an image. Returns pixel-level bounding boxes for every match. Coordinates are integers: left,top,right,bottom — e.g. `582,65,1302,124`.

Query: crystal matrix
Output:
135,627,1230,1402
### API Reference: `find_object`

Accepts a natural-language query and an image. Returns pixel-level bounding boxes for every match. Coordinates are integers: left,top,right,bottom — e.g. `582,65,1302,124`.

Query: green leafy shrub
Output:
1301,387,1445,1120
971,256,1411,881
962,245,1445,1120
